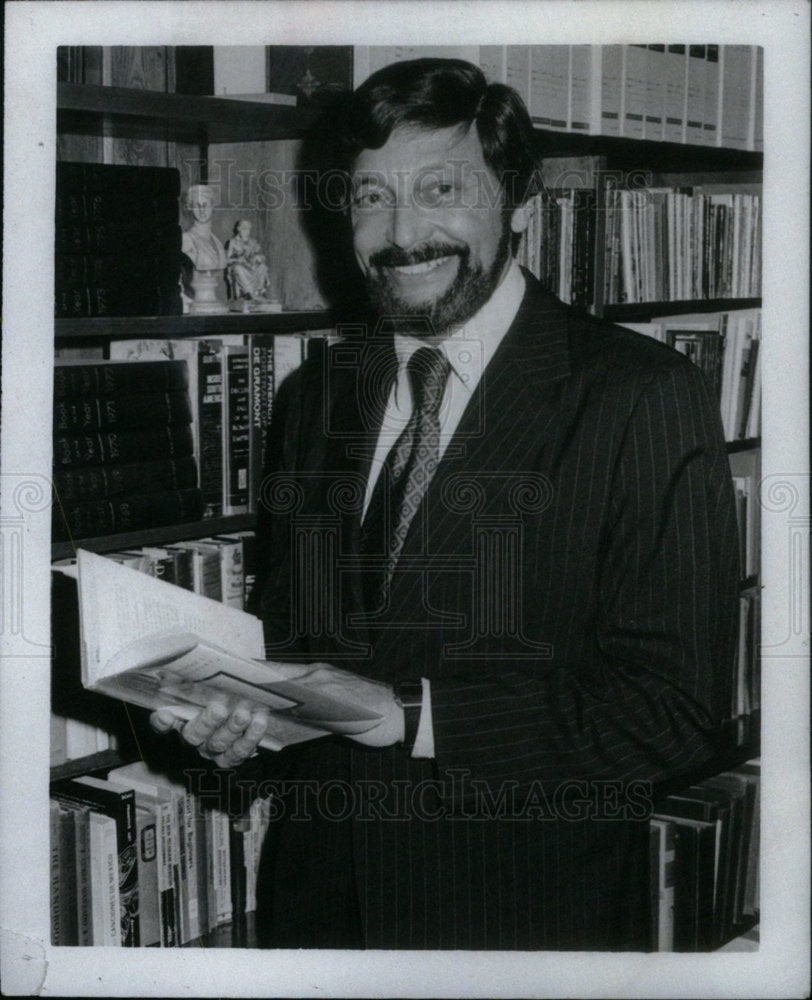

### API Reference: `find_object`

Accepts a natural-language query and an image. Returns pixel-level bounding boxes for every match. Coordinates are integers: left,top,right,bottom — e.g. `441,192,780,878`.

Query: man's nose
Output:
390,201,432,250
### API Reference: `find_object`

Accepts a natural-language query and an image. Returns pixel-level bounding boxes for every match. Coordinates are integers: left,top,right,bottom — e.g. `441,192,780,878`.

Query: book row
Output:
50,753,760,949
479,44,762,150
621,309,761,444
52,332,325,541
370,45,763,150
50,530,258,770
649,759,760,951
50,763,273,947
55,161,183,317
517,184,761,311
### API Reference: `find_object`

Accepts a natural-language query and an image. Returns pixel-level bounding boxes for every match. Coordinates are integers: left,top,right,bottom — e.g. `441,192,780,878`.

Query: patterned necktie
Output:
362,345,452,611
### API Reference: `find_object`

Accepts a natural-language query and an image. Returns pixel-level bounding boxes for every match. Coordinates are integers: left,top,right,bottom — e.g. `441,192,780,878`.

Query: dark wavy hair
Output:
327,58,542,213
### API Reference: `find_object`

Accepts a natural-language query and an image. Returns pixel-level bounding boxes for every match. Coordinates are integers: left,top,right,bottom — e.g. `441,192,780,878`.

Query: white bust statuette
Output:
181,184,228,314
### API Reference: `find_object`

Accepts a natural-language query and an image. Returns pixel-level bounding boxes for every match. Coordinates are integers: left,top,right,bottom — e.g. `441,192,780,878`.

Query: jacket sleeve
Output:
429,362,741,792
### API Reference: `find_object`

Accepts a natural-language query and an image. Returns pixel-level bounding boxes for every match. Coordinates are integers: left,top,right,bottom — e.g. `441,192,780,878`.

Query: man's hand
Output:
283,662,405,747
149,661,405,763
150,699,269,768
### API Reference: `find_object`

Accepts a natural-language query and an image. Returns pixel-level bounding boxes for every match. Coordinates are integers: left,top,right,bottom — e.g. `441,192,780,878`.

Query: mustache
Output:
368,242,468,270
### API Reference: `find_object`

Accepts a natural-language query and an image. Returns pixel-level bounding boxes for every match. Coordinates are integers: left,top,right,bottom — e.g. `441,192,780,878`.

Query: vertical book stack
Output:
55,161,183,319
52,359,203,542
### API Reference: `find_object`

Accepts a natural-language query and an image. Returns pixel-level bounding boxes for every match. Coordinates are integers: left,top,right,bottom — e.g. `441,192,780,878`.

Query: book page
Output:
105,636,383,730
77,548,265,687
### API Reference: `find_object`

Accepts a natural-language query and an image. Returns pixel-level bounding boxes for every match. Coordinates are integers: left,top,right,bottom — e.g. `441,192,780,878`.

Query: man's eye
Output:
353,190,386,209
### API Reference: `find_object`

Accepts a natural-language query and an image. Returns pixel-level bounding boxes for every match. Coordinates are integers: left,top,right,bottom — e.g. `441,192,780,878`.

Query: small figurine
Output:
225,219,275,309
181,184,228,314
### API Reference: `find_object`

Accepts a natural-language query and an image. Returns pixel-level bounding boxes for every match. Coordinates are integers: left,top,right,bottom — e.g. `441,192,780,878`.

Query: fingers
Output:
205,708,269,768
150,707,181,734
150,700,265,767
179,699,231,748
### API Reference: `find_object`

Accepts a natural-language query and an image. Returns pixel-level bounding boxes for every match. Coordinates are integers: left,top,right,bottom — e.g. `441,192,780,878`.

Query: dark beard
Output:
363,222,513,337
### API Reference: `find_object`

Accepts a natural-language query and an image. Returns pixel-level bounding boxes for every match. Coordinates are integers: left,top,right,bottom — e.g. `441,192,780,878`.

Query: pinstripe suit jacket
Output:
249,272,740,950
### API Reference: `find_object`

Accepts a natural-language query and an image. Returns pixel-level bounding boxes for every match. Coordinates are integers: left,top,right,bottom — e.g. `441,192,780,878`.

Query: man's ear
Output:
509,201,532,235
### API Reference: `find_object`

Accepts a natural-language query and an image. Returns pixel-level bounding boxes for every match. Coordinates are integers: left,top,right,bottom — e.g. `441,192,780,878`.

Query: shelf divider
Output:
52,513,257,561
55,310,335,342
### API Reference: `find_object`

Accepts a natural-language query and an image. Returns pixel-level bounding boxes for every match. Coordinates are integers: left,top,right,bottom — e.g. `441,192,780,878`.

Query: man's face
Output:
350,125,528,336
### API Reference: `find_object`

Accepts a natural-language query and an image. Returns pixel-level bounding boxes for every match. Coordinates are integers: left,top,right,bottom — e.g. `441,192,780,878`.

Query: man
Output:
152,58,740,950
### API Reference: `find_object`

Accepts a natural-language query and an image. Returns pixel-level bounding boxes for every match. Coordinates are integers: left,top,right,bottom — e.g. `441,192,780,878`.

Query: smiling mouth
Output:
388,255,457,276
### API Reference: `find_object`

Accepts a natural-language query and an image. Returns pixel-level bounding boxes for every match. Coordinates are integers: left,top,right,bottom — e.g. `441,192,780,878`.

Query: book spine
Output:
74,807,93,946
664,45,687,144
135,806,162,947
53,456,199,503
50,801,63,945
248,335,275,512
52,779,139,946
645,45,666,142
88,811,121,946
53,424,194,467
53,391,193,434
53,359,189,399
505,45,531,107
53,487,204,542
478,45,506,84
57,805,79,945
704,45,721,148
197,341,225,518
209,536,246,609
183,792,201,942
229,819,247,921
223,347,251,515
568,45,591,133
600,45,623,136
529,46,568,130
157,799,179,947
685,46,706,146
622,45,647,139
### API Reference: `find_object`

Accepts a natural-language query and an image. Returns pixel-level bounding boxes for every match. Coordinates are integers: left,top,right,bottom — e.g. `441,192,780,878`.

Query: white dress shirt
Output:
362,259,527,756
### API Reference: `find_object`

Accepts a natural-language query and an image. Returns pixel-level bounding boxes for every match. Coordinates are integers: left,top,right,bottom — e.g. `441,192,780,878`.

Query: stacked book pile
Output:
55,161,183,318
650,760,761,951
50,766,273,946
52,359,203,542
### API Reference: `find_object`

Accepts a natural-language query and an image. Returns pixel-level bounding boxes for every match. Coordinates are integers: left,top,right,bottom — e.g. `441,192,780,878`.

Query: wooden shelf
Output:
57,82,318,144
535,127,763,172
50,748,129,783
55,310,334,342
600,298,762,323
51,512,257,561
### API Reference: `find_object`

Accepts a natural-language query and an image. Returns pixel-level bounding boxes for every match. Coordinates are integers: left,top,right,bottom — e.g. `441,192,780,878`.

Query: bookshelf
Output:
51,44,762,953
55,311,333,342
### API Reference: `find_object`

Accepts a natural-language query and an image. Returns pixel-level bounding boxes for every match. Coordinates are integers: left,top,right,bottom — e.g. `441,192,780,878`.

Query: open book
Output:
76,549,383,751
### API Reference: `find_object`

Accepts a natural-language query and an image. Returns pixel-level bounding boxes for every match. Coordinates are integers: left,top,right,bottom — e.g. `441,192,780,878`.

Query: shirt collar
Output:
393,259,526,392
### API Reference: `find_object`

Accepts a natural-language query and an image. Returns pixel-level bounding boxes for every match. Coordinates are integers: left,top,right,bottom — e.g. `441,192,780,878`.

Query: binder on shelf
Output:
644,45,666,142
621,45,647,140
663,45,687,144
505,45,531,108
685,46,707,146
600,45,623,137
529,46,569,130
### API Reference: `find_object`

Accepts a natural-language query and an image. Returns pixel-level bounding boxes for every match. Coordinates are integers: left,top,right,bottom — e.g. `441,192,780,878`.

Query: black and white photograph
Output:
1,2,808,996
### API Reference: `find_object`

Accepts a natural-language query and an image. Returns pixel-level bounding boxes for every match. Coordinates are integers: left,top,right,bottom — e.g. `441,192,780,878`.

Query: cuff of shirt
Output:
411,677,435,758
